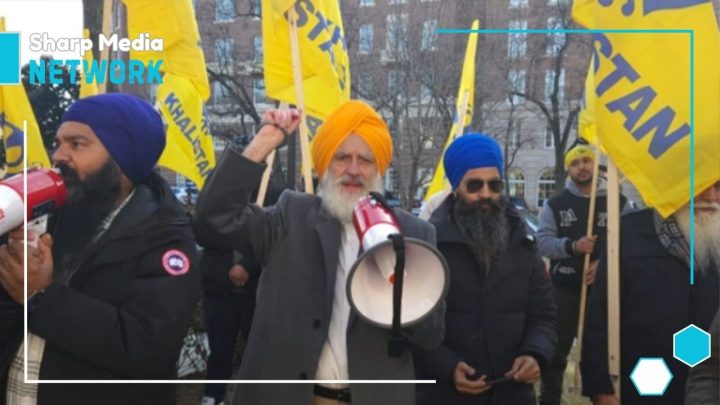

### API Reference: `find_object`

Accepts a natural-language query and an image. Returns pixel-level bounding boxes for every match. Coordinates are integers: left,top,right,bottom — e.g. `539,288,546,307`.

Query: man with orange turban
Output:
194,100,445,405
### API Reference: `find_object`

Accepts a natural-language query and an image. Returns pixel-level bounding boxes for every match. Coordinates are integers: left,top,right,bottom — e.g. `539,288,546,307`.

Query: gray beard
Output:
317,172,384,224
452,196,509,260
674,204,720,273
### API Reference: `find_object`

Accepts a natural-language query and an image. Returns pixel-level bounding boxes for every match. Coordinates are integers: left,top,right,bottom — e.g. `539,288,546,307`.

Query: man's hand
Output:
592,394,620,405
0,229,54,303
585,259,599,285
243,109,302,163
505,355,540,384
452,361,491,395
228,264,250,287
574,235,597,255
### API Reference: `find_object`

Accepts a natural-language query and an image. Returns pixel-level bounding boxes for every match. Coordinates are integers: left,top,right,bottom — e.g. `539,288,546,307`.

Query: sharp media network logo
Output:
22,32,165,85
0,32,21,84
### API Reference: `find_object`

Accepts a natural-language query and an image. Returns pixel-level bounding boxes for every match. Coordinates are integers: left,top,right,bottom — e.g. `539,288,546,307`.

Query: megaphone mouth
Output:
346,237,449,329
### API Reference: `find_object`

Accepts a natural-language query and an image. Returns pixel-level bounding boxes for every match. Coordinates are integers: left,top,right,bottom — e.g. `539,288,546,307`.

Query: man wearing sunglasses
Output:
416,133,557,405
537,144,626,405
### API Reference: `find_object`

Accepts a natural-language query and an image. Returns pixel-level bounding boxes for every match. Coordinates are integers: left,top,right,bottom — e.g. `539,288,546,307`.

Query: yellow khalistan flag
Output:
79,29,98,99
578,56,597,146
123,0,215,188
262,0,350,122
572,0,720,217
0,17,51,173
424,19,479,200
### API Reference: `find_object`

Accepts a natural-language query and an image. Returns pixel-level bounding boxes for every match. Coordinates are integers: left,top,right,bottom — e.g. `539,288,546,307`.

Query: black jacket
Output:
581,209,719,404
0,173,201,405
417,196,557,405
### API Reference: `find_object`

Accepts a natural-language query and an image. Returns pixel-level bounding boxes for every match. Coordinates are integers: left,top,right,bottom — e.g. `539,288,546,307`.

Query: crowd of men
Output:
0,93,717,405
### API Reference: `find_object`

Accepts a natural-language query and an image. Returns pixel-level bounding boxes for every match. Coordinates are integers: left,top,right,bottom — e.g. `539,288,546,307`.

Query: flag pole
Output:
573,145,601,389
287,7,314,194
606,158,622,398
97,0,113,94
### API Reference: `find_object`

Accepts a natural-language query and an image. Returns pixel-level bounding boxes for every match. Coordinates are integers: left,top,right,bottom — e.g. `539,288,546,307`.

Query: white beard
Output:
317,171,384,224
674,202,720,272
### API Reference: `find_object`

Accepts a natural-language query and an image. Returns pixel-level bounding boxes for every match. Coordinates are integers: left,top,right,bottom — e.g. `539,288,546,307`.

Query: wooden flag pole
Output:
256,102,290,206
606,158,622,399
98,0,113,94
287,8,314,194
572,146,601,389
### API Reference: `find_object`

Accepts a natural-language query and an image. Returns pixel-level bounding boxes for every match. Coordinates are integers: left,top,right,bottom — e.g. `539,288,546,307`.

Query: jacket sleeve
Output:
519,253,557,366
685,311,719,405
28,239,201,379
193,148,288,266
536,200,573,260
0,286,22,352
580,256,615,397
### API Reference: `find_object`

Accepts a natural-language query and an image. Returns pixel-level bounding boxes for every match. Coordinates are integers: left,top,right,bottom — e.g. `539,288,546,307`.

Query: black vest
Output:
547,188,625,287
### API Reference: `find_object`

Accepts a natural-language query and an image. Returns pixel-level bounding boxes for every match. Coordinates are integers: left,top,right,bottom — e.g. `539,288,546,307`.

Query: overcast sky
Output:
0,0,83,64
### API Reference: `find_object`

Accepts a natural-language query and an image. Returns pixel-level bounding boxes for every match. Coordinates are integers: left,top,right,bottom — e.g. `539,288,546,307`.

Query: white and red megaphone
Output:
0,168,67,236
347,194,448,330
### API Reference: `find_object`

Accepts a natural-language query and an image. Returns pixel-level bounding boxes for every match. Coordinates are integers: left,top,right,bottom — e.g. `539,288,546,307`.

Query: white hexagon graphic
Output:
673,324,711,367
630,357,673,396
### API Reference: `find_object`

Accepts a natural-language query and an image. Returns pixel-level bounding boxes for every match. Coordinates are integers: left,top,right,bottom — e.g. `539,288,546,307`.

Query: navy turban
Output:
61,93,166,184
444,133,504,190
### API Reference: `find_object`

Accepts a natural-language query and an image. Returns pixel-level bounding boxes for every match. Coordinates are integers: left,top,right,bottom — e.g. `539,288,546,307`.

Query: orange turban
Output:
312,100,393,178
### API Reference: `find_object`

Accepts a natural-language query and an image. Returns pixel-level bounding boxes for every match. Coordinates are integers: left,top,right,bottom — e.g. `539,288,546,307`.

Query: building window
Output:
388,69,404,95
214,38,234,66
252,0,261,18
416,167,433,200
212,81,232,105
360,0,375,6
507,69,526,105
421,19,437,51
253,36,262,64
507,20,527,58
507,168,525,198
386,13,408,56
510,0,528,7
538,168,556,207
389,0,407,4
215,0,234,22
357,72,373,96
546,17,566,56
359,24,373,54
509,119,522,149
420,83,432,102
545,126,555,148
253,78,267,104
385,167,395,194
545,68,565,103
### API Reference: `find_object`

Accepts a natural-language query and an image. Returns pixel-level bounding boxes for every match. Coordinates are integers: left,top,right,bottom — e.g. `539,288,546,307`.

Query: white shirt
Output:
314,222,359,388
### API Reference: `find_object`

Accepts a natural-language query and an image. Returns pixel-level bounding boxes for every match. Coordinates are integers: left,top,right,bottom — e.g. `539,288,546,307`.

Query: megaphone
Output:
0,168,67,236
347,194,449,335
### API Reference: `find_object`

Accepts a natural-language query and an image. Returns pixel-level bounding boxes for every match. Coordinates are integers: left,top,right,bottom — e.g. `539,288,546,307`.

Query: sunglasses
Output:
465,178,504,193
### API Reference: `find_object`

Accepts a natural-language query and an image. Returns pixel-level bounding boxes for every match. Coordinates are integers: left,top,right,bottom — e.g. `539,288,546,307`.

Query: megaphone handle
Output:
387,233,406,358
26,215,49,249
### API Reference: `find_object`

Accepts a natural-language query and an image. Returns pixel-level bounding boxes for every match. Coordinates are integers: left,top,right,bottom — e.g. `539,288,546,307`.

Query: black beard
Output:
453,196,509,259
52,160,123,275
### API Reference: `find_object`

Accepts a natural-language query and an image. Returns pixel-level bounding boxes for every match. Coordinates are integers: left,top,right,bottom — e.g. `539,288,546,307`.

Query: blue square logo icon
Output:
0,33,20,84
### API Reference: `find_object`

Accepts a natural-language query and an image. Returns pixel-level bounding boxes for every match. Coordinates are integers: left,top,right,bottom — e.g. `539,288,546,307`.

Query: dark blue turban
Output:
61,93,166,184
444,133,504,190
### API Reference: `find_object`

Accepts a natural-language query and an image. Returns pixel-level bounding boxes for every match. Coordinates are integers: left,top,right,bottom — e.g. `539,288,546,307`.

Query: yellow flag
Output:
424,19,479,200
578,57,597,146
572,0,720,217
262,0,350,120
156,73,215,188
123,0,210,100
123,0,215,188
79,29,98,99
0,17,51,173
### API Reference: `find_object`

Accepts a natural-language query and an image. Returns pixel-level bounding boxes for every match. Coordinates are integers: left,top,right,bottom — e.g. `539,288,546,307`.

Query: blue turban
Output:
443,133,504,190
61,93,166,184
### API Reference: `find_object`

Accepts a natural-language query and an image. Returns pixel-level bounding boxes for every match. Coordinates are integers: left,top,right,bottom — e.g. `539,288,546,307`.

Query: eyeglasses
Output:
465,178,504,193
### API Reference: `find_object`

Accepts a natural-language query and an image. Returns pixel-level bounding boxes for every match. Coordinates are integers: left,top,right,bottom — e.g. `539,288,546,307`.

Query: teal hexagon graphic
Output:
674,324,711,367
630,357,673,396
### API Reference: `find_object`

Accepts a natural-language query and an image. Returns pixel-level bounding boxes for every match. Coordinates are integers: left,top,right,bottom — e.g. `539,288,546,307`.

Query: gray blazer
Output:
685,310,719,405
194,149,445,405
